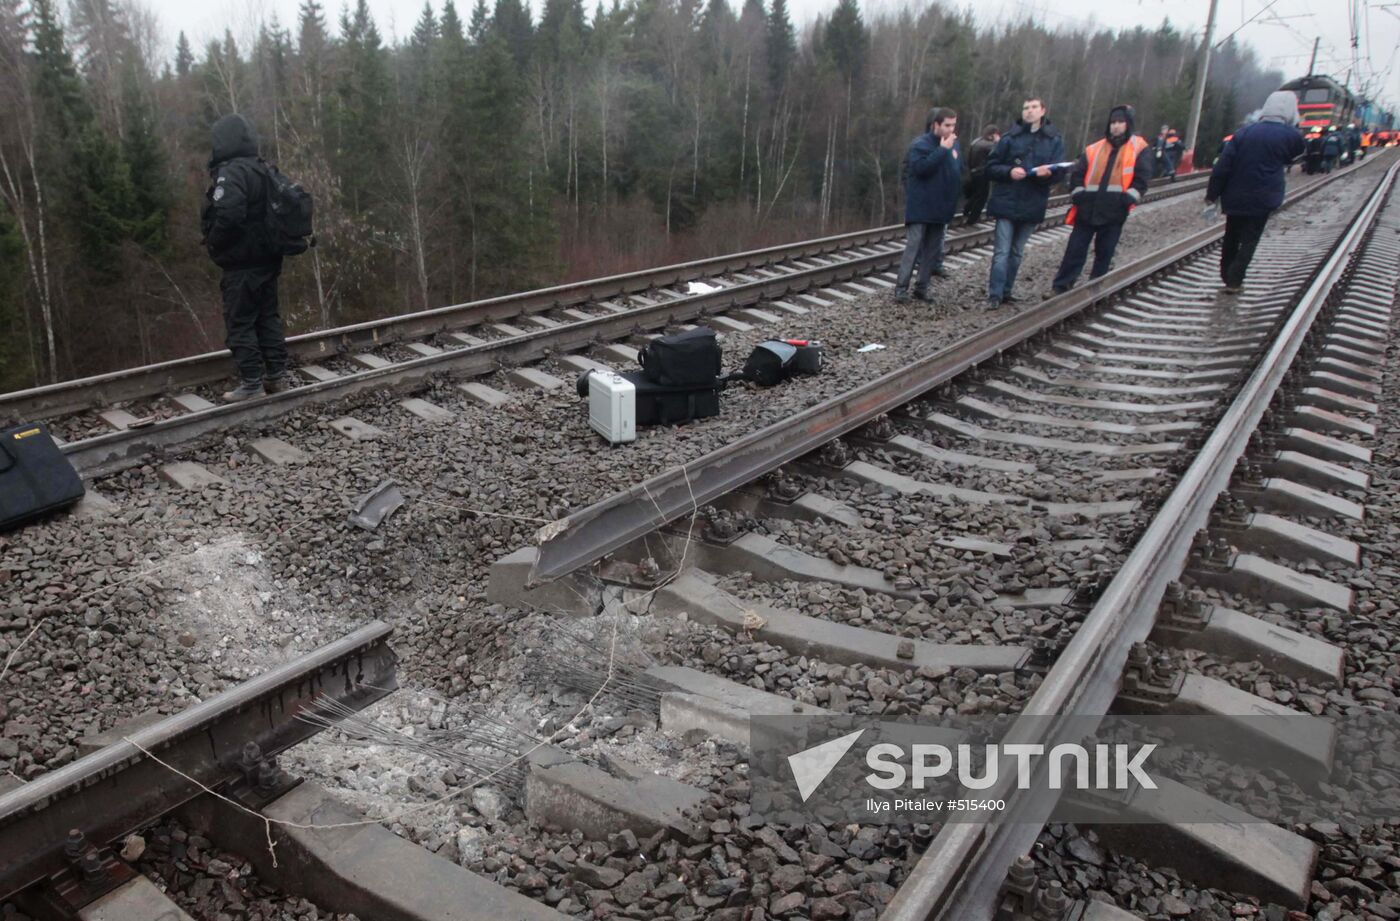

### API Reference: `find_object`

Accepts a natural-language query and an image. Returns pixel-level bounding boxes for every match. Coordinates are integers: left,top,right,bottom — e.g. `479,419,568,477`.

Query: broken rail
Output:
0,621,397,913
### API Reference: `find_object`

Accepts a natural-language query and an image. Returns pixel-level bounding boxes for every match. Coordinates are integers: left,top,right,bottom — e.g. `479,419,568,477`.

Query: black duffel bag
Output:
1,422,85,531
738,340,798,387
730,339,824,387
638,326,722,388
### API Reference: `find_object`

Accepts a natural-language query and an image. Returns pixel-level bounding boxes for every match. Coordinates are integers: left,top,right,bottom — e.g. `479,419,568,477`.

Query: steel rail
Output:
52,229,977,476
526,164,1355,585
53,179,1206,477
883,159,1400,921
0,176,1207,424
0,620,398,903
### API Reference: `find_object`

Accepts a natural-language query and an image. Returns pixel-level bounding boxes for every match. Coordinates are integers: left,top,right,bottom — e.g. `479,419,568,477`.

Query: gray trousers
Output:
895,222,946,293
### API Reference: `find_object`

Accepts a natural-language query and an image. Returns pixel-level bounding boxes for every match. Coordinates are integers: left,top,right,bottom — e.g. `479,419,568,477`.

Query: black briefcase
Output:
0,422,85,531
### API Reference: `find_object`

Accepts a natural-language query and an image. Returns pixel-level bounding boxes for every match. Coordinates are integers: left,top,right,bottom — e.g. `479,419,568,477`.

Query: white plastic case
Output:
587,371,637,444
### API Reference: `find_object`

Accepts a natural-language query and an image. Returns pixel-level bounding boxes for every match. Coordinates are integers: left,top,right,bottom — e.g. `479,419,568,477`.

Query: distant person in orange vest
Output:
1047,105,1153,296
1304,129,1324,174
1154,125,1183,180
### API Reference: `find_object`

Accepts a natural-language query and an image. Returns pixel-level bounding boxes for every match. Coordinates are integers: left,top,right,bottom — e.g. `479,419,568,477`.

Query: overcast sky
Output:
143,0,1400,112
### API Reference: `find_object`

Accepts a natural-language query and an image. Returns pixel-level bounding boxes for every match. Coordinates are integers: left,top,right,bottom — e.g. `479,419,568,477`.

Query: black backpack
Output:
638,326,723,388
730,339,824,387
259,160,314,256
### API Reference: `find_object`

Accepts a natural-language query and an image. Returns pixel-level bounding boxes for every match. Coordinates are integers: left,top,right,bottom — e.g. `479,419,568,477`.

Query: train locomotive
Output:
1278,74,1356,131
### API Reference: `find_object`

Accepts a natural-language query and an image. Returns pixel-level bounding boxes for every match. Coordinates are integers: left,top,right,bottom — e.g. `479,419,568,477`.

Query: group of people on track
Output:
894,89,1316,307
203,87,1343,398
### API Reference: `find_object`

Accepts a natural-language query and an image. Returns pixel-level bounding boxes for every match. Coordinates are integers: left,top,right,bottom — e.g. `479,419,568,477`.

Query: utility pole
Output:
1182,0,1221,172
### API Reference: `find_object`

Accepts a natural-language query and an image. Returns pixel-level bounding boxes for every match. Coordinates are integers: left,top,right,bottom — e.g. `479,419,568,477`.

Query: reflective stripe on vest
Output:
1068,135,1149,225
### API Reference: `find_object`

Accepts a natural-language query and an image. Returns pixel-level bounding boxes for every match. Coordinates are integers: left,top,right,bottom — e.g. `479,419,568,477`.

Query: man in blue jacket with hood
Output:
894,107,961,303
984,97,1066,308
1206,90,1305,294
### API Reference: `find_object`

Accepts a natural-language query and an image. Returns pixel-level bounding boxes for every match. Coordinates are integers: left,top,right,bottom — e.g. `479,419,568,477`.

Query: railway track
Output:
0,175,1209,477
0,155,1393,920
0,623,399,919
484,152,1397,920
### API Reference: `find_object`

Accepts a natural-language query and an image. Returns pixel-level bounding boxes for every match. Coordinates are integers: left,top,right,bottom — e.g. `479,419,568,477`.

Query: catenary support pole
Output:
1183,0,1222,173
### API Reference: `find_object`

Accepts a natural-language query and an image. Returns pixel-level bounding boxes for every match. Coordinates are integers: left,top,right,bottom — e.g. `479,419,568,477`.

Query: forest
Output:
0,0,1283,390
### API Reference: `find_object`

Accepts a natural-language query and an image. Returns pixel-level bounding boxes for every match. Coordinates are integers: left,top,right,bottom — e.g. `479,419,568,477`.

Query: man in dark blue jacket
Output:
1321,127,1342,172
984,98,1066,307
1205,90,1305,294
201,113,289,401
895,107,961,303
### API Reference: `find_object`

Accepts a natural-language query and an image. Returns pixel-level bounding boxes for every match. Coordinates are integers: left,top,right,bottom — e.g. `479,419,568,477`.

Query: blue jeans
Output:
988,219,1036,300
1052,221,1124,291
895,222,946,293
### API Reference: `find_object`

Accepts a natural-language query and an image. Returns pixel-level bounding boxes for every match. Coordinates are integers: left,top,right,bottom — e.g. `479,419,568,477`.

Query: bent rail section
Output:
0,620,398,904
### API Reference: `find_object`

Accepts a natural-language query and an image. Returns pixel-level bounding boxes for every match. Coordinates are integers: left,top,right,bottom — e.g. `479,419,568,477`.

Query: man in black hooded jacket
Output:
202,113,288,402
1048,105,1153,295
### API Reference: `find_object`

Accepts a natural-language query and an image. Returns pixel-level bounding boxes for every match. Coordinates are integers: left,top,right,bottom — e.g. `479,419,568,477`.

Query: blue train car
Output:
1354,99,1395,131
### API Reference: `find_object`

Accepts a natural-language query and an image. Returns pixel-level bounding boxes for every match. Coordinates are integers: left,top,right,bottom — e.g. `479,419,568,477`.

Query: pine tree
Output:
406,1,438,116
491,0,532,68
334,0,390,214
457,36,553,296
120,63,169,254
441,0,469,64
411,1,438,49
467,0,490,44
765,0,793,93
254,16,292,156
821,0,864,82
699,0,733,68
295,0,329,133
298,0,327,58
175,31,193,77
31,0,91,136
31,0,135,283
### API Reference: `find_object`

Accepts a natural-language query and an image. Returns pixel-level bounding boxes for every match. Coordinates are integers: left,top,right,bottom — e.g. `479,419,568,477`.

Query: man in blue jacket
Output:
895,107,961,303
1321,127,1342,172
984,98,1066,307
1205,90,1305,294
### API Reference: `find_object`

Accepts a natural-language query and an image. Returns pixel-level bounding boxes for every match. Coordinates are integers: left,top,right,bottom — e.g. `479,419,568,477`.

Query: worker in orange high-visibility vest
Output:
1047,105,1154,296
